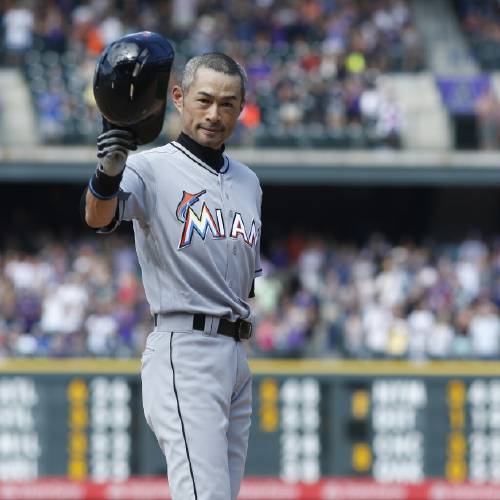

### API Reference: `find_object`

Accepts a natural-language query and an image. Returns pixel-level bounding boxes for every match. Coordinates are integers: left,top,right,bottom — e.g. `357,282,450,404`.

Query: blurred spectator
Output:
237,95,262,145
36,80,69,142
71,4,104,57
34,0,67,53
386,306,409,358
475,87,500,150
451,307,473,358
427,309,455,359
40,273,88,335
3,0,34,64
360,77,402,148
98,8,125,47
363,301,392,358
85,300,119,356
468,299,500,359
407,298,435,361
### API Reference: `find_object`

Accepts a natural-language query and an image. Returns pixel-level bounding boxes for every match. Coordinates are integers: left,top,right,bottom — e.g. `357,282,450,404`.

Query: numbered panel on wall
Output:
2,362,500,482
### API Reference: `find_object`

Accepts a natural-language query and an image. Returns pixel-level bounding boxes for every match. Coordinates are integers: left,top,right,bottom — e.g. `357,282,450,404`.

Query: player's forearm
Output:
85,189,117,228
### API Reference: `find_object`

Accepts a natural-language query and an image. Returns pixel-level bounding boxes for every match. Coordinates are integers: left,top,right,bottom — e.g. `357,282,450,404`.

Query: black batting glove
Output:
97,128,138,177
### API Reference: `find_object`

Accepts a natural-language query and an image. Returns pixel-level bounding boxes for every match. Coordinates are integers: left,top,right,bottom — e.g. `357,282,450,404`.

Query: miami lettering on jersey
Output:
176,190,257,249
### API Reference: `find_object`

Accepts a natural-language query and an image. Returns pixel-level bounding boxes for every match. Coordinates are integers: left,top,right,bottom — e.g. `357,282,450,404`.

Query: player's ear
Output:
238,88,246,115
172,85,183,112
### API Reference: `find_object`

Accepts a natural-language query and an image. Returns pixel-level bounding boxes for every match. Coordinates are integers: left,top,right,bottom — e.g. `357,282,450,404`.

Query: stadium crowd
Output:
1,231,500,360
1,0,423,147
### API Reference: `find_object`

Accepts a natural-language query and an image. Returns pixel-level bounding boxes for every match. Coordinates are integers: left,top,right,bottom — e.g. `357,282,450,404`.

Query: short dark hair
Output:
181,52,247,102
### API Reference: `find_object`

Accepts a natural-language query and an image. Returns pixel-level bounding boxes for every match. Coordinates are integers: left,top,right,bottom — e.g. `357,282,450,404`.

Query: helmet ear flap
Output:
93,31,175,145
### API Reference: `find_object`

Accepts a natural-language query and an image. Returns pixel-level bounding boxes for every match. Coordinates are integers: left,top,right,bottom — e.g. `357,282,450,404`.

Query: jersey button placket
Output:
219,174,231,283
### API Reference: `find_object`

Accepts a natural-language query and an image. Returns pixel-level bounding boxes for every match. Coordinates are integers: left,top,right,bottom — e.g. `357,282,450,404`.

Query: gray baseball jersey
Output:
117,140,262,320
115,139,262,500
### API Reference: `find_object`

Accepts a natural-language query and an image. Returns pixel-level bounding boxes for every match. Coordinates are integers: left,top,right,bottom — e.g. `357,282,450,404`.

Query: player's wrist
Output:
88,165,123,200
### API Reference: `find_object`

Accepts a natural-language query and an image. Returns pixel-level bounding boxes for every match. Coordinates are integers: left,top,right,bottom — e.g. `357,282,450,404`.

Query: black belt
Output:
193,313,253,341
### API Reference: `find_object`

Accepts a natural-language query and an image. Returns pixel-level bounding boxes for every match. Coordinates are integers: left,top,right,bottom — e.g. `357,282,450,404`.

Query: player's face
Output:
172,67,244,149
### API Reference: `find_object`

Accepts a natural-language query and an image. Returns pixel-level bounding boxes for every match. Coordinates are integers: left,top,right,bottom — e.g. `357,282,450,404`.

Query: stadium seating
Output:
2,0,424,148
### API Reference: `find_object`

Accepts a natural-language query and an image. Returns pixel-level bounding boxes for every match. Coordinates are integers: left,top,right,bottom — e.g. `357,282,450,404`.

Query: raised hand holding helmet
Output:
93,31,174,145
88,30,174,200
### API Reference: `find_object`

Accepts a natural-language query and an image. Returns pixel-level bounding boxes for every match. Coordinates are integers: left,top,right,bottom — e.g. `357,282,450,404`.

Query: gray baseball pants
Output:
141,313,252,500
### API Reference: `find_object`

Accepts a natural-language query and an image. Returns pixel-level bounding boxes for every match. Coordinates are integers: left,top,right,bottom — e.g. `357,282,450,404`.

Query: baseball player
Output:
84,49,262,500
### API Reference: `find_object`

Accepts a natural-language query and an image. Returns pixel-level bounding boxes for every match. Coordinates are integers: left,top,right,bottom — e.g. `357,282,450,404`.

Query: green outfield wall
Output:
0,359,499,484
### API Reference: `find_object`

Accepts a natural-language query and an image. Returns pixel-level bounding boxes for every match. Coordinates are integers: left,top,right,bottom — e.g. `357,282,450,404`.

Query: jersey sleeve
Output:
118,153,155,223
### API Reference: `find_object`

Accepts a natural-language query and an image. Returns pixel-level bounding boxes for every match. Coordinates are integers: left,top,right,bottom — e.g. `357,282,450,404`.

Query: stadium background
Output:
2,0,500,499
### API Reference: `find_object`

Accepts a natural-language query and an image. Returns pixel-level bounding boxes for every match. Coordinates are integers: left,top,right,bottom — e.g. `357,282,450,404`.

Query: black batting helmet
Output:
93,31,175,145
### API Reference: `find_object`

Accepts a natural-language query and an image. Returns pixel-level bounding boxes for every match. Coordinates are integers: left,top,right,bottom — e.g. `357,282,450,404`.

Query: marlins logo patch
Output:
176,190,258,249
176,189,207,222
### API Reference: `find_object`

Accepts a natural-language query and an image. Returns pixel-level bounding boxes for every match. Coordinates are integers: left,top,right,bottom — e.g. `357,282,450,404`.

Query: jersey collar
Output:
173,132,228,175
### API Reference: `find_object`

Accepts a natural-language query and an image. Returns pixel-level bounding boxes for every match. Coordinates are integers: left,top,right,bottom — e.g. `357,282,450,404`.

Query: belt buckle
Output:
237,320,253,340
